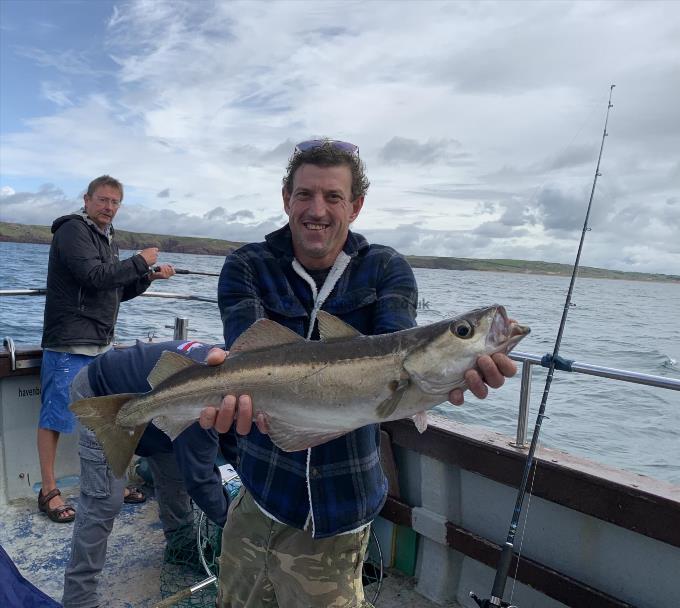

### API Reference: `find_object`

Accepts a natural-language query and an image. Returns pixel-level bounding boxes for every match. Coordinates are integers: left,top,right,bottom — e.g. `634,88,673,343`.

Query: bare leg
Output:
37,427,74,519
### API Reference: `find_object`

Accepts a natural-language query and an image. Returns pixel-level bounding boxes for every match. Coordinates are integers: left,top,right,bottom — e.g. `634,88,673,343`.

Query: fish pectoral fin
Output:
153,416,195,441
316,311,363,340
375,378,410,419
148,351,198,388
70,394,144,478
266,416,350,452
412,411,428,433
230,319,305,354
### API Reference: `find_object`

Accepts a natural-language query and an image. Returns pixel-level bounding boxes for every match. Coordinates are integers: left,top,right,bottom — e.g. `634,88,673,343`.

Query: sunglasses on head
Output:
294,139,359,156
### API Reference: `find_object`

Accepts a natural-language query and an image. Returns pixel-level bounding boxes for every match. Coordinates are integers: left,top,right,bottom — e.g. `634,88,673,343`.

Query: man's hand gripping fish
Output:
71,305,530,477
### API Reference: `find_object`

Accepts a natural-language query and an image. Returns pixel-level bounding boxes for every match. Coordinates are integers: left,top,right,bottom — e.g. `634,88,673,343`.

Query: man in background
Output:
62,339,231,608
38,175,174,522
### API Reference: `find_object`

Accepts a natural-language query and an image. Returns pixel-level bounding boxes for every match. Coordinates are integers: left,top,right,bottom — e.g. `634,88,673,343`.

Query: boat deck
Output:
4,345,679,608
0,480,455,608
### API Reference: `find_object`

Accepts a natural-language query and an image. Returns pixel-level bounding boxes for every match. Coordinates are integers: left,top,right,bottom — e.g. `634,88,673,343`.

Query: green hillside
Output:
1,221,678,283
0,221,241,256
405,255,679,282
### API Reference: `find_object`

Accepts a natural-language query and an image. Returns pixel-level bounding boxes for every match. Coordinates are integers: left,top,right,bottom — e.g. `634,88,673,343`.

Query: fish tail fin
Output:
70,394,146,478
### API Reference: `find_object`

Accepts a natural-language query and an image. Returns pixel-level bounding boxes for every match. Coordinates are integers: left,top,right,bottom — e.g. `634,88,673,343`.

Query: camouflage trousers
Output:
216,489,373,608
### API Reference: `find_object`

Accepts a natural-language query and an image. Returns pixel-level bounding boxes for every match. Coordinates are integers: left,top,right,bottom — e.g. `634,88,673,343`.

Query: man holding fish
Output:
203,139,521,607
71,140,524,606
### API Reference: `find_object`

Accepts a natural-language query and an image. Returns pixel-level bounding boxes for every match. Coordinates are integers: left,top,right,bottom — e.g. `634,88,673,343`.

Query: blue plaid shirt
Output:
218,224,417,538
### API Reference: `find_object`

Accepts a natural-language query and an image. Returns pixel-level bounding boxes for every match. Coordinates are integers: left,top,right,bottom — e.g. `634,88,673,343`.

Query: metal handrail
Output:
140,291,217,304
0,288,217,304
511,351,680,390
3,287,678,449
0,289,47,296
3,337,16,371
509,351,680,448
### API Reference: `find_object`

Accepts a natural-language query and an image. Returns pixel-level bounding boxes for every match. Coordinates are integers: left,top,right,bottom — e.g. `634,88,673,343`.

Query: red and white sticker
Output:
177,341,203,352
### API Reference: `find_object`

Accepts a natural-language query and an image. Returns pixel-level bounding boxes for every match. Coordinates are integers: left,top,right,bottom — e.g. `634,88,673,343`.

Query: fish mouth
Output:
488,305,530,349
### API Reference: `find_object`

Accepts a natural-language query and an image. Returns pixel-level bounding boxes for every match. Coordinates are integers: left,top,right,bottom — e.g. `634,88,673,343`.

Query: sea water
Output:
1,241,678,483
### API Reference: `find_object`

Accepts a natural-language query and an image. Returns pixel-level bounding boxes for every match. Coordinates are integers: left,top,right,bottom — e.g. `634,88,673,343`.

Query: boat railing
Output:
509,351,680,447
0,288,218,304
2,288,679,449
0,289,215,369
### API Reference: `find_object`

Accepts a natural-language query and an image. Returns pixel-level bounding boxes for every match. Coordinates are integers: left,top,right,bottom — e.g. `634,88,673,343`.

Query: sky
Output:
1,0,679,275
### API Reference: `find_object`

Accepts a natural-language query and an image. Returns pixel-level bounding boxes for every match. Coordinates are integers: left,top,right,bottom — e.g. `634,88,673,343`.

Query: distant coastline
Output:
2,221,678,284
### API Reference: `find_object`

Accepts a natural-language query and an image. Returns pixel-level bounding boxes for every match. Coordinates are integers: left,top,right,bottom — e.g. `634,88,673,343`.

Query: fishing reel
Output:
469,592,517,608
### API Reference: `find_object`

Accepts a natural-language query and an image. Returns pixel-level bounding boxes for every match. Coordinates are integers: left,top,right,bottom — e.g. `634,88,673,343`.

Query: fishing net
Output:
157,469,241,607
157,468,383,606
158,505,222,607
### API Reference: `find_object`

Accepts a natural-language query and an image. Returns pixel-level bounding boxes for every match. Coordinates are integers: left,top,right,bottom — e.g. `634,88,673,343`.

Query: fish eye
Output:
451,320,474,339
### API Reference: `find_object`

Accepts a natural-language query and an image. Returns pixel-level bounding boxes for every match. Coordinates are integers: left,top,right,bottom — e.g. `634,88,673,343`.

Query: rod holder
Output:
510,360,532,449
173,317,189,340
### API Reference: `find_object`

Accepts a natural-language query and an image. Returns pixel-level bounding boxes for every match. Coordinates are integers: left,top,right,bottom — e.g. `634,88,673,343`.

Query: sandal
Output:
123,485,146,504
38,488,75,523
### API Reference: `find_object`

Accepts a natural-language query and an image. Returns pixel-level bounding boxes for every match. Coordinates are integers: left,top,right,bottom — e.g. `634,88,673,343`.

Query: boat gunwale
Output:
3,346,679,548
381,495,635,608
384,413,680,549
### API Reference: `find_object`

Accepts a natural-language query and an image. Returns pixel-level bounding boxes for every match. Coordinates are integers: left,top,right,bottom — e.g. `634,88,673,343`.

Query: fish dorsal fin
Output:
316,310,362,340
230,319,304,354
148,351,197,388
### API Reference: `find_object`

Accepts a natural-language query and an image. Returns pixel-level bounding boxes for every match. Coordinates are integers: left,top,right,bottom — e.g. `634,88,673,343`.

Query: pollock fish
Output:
71,305,529,477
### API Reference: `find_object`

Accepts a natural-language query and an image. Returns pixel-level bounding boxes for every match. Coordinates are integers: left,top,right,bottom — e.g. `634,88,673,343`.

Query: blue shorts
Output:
39,351,95,433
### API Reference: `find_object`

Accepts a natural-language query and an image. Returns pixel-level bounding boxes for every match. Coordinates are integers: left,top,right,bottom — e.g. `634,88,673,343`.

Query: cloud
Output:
498,200,534,228
378,206,431,216
2,0,680,275
379,137,466,166
40,81,73,107
204,206,227,221
114,204,281,244
471,221,530,239
538,144,596,172
228,209,255,221
2,181,679,275
203,207,255,222
533,187,589,232
409,185,512,202
0,184,80,225
107,5,124,29
261,139,296,164
14,46,103,77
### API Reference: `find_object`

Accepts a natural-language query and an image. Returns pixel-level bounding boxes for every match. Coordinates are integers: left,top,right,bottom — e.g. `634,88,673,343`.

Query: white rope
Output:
291,250,352,536
292,251,351,340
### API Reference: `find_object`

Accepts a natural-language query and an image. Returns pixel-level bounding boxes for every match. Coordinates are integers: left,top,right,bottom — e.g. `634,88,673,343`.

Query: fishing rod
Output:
151,574,216,608
152,265,220,277
470,84,616,608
